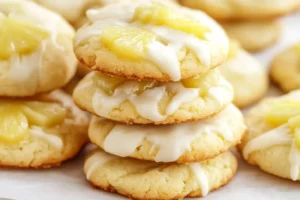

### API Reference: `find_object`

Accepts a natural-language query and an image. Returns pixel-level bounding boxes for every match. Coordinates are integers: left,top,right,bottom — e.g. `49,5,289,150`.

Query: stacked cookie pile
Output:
0,0,89,168
73,1,246,199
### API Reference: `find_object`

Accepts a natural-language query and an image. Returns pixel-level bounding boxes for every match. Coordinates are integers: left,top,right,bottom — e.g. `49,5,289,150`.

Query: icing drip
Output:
85,151,115,180
103,105,236,162
189,163,209,196
92,77,232,122
30,126,63,149
289,140,300,181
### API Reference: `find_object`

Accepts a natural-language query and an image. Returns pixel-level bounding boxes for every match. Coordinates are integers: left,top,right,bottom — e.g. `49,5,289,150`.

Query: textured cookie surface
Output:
270,43,300,92
220,43,269,108
89,104,245,163
179,0,300,20
84,149,237,200
74,0,228,81
0,90,89,168
239,91,300,181
222,20,281,52
0,0,77,97
73,69,233,124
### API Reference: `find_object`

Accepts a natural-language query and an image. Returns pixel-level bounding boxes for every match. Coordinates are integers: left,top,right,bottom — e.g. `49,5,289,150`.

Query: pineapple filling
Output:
264,99,300,148
227,40,241,59
132,3,210,38
101,26,156,60
0,17,49,60
0,101,67,143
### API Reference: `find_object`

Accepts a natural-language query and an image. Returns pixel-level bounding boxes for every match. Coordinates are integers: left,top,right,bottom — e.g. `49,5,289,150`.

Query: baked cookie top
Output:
73,69,233,124
240,91,300,181
74,0,228,81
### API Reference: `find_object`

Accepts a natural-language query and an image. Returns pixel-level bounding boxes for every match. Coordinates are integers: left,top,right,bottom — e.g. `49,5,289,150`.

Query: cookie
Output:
0,90,89,168
270,43,300,92
74,1,229,81
89,104,245,163
220,41,269,108
84,149,237,200
179,0,300,21
73,69,233,124
0,0,77,97
222,20,281,52
238,91,300,181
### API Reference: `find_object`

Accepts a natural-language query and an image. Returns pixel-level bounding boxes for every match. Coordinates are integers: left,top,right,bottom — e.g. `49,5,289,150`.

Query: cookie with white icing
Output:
73,69,233,124
0,90,89,168
270,43,300,92
220,41,269,108
179,0,300,20
74,1,228,81
89,104,245,163
239,91,300,181
0,0,77,97
84,149,237,199
222,20,281,52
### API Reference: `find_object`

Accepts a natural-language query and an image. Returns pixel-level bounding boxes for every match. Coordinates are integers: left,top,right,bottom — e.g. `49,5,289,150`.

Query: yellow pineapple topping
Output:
133,3,210,38
0,17,49,60
227,40,241,59
0,101,67,143
101,26,155,60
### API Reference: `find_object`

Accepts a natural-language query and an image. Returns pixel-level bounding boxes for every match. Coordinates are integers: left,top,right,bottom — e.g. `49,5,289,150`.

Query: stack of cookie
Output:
73,1,246,199
179,0,300,52
0,0,89,168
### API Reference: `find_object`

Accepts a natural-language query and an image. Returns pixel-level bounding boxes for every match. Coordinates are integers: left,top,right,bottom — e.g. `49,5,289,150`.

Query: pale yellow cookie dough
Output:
74,1,229,81
270,43,300,92
0,90,89,168
0,0,77,97
222,20,281,52
238,91,300,181
220,43,269,108
84,149,237,200
73,69,234,124
89,104,245,163
179,0,300,20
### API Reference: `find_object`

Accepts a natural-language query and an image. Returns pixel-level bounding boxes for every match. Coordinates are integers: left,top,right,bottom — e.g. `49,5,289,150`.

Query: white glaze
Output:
30,126,63,149
85,151,115,180
189,163,209,196
75,1,228,81
102,105,237,162
289,140,300,181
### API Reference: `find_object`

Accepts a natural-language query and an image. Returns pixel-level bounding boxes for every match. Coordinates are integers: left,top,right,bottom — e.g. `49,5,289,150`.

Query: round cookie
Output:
222,20,281,52
179,0,300,21
238,90,300,181
73,69,234,124
270,43,300,92
0,90,89,168
89,104,245,163
0,0,77,97
74,1,229,81
220,41,269,108
84,149,238,200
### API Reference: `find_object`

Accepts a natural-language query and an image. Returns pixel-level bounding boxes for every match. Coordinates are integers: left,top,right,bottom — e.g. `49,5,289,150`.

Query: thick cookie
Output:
73,69,233,124
74,1,228,81
0,90,89,168
222,20,281,52
238,91,300,181
179,0,300,20
0,0,77,97
270,43,300,92
84,149,237,200
89,104,245,163
220,41,269,108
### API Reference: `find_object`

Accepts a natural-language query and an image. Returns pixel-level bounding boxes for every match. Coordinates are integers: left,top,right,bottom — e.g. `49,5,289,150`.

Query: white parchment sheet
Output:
0,11,300,200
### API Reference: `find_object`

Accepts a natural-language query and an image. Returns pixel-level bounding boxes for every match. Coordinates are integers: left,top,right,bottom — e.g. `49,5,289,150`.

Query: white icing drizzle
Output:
92,77,232,122
85,151,115,180
103,105,236,162
289,140,300,181
30,126,63,149
189,163,209,196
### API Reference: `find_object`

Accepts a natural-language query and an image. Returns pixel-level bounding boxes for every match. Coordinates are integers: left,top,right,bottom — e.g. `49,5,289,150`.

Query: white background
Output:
0,11,300,200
